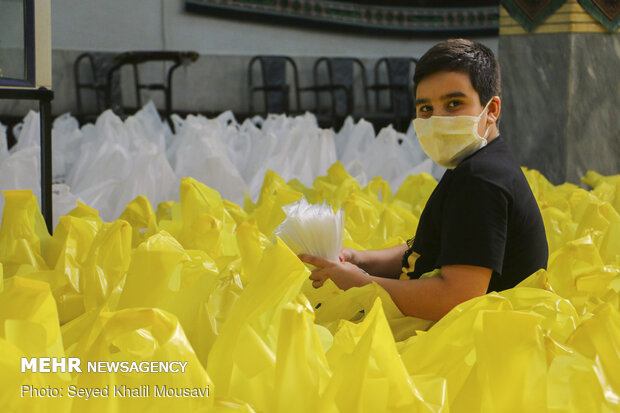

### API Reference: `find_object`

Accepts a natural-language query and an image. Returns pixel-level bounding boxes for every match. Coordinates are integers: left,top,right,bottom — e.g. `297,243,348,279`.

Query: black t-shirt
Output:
402,136,548,292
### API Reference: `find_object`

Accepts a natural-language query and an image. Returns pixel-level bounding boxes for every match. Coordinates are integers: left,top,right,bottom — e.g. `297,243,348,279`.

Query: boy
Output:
299,39,548,321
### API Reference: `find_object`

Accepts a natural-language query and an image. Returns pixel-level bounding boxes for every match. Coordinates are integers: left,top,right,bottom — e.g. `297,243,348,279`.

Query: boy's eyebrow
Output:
441,91,467,100
415,91,468,106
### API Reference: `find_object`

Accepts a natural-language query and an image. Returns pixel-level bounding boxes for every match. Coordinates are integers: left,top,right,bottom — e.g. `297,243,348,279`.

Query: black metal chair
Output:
306,57,370,127
368,57,418,131
248,55,302,116
74,52,122,123
105,51,199,129
74,50,199,128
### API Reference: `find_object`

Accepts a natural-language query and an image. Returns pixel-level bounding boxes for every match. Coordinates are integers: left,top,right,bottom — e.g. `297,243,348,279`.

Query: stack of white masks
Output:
274,198,344,261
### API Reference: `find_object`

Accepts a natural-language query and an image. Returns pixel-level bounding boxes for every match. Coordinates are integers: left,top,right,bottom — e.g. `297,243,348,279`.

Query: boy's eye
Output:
418,105,432,113
447,100,462,109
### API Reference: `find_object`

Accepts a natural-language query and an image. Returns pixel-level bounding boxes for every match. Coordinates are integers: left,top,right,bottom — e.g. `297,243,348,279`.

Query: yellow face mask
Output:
413,99,493,169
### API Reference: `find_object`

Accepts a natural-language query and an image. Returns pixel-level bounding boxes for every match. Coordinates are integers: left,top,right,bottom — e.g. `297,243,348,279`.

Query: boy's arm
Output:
365,265,492,320
342,244,408,278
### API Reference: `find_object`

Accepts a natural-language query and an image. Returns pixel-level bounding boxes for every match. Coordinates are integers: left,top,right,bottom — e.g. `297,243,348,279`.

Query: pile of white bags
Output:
0,102,437,226
66,105,177,221
168,111,247,205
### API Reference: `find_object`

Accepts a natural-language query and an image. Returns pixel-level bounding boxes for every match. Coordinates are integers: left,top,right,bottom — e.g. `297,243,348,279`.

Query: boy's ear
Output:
487,96,501,123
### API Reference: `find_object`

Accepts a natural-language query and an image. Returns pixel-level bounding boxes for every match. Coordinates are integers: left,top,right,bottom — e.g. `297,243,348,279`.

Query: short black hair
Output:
413,39,501,106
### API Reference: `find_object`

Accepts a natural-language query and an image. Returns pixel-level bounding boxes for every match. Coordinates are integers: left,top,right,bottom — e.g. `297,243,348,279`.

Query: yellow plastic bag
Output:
235,219,270,285
0,277,72,412
117,231,219,359
365,202,419,249
156,200,183,240
118,196,159,248
244,170,303,236
568,189,620,265
0,190,51,277
176,177,228,257
80,220,132,312
206,239,323,412
21,215,101,325
321,297,447,413
393,172,437,218
472,310,548,412
341,192,382,245
582,170,620,215
547,348,618,412
399,293,512,409
197,256,245,366
363,176,393,204
305,281,433,341
69,307,213,413
0,276,66,363
546,235,620,314
400,293,553,412
539,206,578,254
312,162,362,209
500,287,579,343
0,337,63,413
567,303,620,395
269,299,331,413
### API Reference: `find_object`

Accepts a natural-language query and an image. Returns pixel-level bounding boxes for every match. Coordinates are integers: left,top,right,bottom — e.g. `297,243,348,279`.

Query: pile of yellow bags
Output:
0,163,618,412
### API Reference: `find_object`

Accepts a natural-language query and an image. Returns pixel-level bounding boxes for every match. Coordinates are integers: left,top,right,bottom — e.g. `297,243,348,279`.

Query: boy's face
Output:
415,70,498,139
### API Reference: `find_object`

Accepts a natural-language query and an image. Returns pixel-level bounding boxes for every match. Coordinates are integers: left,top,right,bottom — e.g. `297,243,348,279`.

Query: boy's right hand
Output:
339,247,359,266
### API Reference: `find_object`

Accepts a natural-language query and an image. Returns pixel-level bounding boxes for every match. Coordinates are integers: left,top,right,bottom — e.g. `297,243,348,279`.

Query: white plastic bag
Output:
67,138,133,196
66,108,177,221
356,124,439,190
124,100,169,153
10,111,40,152
336,117,376,168
226,119,258,181
275,198,344,261
52,183,80,227
334,116,355,159
173,115,247,205
0,146,81,229
245,131,280,201
0,146,41,218
308,128,338,185
52,112,83,183
244,112,336,201
358,125,407,189
74,178,123,222
116,143,177,220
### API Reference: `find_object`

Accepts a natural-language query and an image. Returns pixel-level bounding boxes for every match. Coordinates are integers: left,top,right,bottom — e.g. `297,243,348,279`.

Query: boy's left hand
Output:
298,254,371,290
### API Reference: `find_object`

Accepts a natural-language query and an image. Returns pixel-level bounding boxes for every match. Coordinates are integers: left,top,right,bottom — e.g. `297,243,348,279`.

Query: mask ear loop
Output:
478,98,495,140
478,98,494,118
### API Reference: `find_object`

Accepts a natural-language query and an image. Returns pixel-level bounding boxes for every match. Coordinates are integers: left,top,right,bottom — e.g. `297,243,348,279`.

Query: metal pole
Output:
39,92,53,233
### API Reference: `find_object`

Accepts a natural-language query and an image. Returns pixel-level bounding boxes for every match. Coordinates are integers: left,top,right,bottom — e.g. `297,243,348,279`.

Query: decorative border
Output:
499,0,567,32
501,0,619,32
577,0,620,31
500,0,619,35
185,0,500,35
